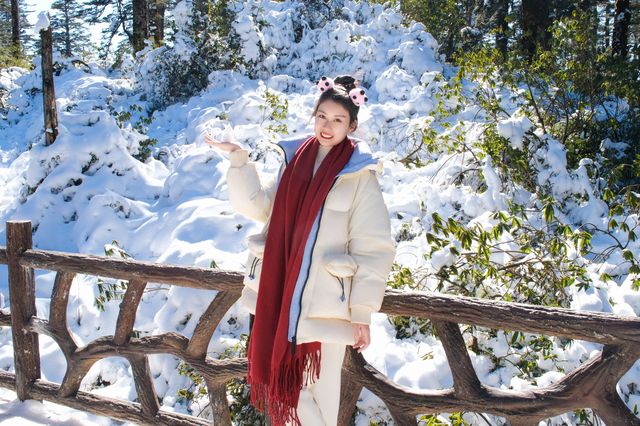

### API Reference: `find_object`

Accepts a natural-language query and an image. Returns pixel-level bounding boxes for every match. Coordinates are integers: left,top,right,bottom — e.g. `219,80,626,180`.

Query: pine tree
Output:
132,0,149,52
83,0,172,59
0,1,12,48
520,0,552,60
400,0,466,60
1,0,32,63
613,0,631,58
471,0,511,58
83,0,133,59
148,0,166,47
50,0,91,57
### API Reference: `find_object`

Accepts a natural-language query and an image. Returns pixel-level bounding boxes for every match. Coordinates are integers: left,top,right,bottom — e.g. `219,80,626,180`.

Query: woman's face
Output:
314,100,356,147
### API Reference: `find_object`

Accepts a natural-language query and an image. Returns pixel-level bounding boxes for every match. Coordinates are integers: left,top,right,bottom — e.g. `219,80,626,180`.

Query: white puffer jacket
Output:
227,137,396,345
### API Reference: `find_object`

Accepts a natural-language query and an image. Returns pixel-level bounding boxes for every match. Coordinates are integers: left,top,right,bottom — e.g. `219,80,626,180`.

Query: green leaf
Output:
426,233,437,244
602,188,614,202
600,273,614,282
432,212,443,226
543,203,554,224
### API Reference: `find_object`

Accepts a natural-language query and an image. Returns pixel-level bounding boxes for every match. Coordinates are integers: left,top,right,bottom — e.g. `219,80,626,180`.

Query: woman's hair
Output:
312,75,360,124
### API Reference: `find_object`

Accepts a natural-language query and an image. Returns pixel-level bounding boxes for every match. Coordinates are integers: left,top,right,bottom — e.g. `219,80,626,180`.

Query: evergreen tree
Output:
400,0,466,60
83,0,173,59
631,1,640,59
1,0,32,64
132,0,149,53
83,0,133,59
50,0,91,57
613,0,631,58
0,1,12,48
471,0,511,58
148,0,167,47
10,0,19,50
520,0,552,60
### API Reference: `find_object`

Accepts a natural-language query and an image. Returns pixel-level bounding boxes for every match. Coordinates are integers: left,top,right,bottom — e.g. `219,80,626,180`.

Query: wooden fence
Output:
0,220,639,425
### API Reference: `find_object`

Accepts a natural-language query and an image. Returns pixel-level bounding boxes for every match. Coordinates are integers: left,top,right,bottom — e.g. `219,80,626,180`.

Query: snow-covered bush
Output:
135,0,242,110
383,12,640,424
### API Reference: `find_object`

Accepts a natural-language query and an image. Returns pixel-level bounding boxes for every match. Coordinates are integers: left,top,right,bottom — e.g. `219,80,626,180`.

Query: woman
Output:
206,75,395,426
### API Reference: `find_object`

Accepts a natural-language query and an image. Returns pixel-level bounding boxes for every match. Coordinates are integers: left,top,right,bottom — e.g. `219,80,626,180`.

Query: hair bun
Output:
333,75,357,92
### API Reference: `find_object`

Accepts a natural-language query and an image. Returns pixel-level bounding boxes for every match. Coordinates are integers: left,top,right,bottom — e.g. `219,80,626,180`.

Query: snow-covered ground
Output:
0,388,128,425
1,1,639,424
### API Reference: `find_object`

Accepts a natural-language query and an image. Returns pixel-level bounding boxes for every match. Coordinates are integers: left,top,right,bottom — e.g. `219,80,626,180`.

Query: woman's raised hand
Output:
204,132,242,153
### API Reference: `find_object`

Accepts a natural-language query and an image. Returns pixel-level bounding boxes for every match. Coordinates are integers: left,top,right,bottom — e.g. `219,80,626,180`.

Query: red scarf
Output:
247,136,355,425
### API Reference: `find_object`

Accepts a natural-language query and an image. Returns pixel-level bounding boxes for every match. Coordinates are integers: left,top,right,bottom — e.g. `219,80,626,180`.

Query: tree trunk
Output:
612,0,630,58
149,0,166,47
10,0,20,52
132,0,149,53
577,0,595,12
41,25,59,146
64,0,72,57
520,0,551,61
495,0,509,60
604,0,612,49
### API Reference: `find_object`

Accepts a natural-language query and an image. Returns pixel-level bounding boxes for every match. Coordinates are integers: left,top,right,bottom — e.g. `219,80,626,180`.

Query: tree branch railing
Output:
0,220,639,425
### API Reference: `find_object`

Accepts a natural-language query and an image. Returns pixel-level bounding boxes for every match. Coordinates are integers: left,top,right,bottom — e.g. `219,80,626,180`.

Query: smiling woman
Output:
314,100,357,148
204,75,396,426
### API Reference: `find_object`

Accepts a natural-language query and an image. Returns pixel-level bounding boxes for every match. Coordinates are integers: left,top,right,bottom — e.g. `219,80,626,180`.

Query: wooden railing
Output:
0,220,639,425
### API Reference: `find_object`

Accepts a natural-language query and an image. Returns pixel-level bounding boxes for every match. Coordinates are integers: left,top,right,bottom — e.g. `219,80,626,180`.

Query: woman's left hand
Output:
353,324,371,353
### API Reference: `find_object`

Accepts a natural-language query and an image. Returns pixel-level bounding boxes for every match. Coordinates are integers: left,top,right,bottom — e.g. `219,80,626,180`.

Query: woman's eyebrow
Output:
317,109,347,118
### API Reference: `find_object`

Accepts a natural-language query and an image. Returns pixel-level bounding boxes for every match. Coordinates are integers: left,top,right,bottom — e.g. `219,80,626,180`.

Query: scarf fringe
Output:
249,345,321,426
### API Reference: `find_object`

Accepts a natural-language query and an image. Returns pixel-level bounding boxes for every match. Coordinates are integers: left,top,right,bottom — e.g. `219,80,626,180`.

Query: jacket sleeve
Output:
347,170,396,324
226,149,279,223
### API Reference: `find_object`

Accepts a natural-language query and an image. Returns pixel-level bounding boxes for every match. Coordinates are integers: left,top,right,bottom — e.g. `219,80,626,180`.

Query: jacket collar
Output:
277,136,378,175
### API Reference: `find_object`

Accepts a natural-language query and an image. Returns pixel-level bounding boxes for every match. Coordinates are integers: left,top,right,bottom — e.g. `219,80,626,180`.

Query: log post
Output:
40,21,59,146
7,221,41,400
338,348,363,426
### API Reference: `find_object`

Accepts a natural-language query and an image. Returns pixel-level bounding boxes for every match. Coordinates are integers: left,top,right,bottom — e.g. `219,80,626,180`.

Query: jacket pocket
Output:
243,233,266,292
307,253,357,320
324,253,357,302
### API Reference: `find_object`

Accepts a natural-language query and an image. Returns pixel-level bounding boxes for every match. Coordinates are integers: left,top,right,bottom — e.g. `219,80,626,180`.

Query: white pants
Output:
292,343,346,426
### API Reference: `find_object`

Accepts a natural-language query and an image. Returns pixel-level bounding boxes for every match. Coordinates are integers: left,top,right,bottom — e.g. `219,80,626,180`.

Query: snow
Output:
34,12,50,33
0,0,639,424
0,389,125,426
496,113,533,150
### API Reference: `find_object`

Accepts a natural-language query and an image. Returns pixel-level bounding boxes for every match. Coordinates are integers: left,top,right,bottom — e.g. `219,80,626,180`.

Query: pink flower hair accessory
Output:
317,76,334,92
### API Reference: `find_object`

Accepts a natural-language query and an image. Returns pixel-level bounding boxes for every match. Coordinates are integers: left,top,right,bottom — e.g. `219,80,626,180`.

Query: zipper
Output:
248,257,260,279
290,177,338,348
337,277,346,301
